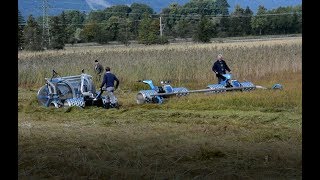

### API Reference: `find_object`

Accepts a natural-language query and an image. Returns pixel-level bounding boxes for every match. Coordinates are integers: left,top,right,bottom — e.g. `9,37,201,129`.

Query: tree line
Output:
18,0,302,51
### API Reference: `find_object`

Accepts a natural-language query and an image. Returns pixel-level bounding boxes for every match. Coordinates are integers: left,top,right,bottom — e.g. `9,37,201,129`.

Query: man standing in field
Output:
99,67,120,108
94,60,104,82
212,54,231,83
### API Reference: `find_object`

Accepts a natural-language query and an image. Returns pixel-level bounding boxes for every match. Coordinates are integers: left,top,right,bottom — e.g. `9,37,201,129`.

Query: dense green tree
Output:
162,0,230,38
138,13,159,44
215,0,230,15
23,15,43,51
73,28,83,43
80,22,101,42
291,12,301,33
18,10,25,50
251,5,268,35
193,16,215,42
61,10,86,43
129,3,154,20
180,0,216,16
49,16,65,49
216,16,229,37
88,16,132,45
293,5,302,33
86,10,106,23
229,5,245,36
243,6,254,35
161,3,181,37
117,18,131,45
95,21,111,44
59,11,68,44
229,5,252,36
105,16,120,41
104,5,131,20
35,16,51,48
129,3,154,38
34,1,302,46
266,5,302,34
174,19,190,38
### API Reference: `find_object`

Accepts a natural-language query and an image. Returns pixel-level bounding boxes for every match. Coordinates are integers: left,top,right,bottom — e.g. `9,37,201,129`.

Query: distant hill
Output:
18,0,302,19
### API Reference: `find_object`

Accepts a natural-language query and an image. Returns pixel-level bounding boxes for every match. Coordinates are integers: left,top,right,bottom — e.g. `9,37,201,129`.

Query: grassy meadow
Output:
18,37,302,179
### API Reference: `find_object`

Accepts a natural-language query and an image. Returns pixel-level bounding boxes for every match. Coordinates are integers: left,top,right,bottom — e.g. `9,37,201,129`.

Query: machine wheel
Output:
136,93,146,104
56,82,73,101
136,90,158,104
37,85,50,106
110,102,120,109
37,82,73,107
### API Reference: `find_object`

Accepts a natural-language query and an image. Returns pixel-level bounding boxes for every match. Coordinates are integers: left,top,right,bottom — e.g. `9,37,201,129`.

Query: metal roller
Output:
63,98,85,108
206,84,227,93
136,90,159,104
172,87,189,96
239,81,256,91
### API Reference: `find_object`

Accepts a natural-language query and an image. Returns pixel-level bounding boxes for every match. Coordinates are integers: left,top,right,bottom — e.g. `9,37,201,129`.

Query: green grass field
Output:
18,37,302,179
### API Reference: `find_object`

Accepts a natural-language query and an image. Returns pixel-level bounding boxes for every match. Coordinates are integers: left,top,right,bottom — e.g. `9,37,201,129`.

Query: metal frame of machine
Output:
136,74,282,104
37,70,118,108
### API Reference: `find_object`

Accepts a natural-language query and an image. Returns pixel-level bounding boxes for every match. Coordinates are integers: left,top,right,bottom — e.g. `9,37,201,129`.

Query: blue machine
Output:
136,74,283,104
37,70,118,109
272,83,283,90
136,80,188,104
207,73,256,92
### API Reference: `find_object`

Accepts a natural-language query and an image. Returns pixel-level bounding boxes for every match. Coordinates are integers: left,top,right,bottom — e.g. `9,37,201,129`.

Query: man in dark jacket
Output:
212,54,231,83
99,67,119,108
94,60,104,82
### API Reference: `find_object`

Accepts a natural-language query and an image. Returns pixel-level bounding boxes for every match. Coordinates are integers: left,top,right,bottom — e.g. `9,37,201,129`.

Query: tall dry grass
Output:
18,37,301,89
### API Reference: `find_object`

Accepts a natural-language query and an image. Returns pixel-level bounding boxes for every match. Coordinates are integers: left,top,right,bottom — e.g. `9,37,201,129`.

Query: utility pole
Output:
160,16,164,37
42,0,50,48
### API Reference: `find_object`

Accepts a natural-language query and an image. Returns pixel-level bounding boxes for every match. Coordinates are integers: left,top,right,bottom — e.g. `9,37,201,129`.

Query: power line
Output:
21,0,86,4
54,1,89,5
18,19,143,26
23,2,302,12
22,9,300,20
50,7,91,12
46,8,301,18
18,10,301,26
21,0,301,18
49,6,302,12
153,12,301,19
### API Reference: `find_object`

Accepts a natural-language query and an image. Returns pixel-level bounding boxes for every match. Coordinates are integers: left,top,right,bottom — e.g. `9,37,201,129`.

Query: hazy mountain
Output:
18,0,302,19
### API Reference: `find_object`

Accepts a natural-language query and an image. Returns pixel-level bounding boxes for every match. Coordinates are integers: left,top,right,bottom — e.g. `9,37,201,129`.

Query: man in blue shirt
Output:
99,67,119,108
212,54,231,83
